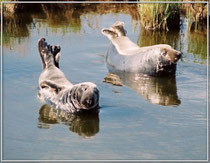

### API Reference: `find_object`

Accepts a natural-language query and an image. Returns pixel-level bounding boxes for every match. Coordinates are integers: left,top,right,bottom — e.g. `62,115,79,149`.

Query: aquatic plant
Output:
184,2,208,32
137,1,180,31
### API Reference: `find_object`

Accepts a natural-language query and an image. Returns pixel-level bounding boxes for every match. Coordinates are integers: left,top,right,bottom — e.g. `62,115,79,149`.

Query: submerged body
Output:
38,38,99,113
102,21,181,76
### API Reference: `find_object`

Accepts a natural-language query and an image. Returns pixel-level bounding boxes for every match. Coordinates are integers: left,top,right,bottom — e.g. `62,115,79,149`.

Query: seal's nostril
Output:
177,52,182,57
85,99,93,107
174,52,182,62
177,53,181,59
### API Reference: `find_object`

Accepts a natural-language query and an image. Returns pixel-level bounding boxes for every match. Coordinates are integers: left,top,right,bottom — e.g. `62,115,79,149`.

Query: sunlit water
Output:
2,4,207,160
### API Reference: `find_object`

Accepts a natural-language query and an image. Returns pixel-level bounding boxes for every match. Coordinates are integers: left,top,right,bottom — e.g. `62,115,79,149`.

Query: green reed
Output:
138,1,180,31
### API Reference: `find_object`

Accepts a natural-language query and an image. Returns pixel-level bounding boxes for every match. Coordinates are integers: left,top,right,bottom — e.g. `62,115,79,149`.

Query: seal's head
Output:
69,82,100,112
160,47,182,64
156,46,182,76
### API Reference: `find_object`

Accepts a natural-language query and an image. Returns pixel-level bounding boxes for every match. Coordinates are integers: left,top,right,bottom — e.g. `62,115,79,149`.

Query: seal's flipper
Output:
38,38,61,69
40,80,64,95
38,38,48,69
51,45,61,68
54,52,60,68
112,21,125,27
101,28,118,41
109,21,127,37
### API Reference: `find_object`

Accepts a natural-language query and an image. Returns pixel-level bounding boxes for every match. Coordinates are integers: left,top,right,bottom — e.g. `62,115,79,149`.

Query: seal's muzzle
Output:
81,87,99,109
70,82,100,111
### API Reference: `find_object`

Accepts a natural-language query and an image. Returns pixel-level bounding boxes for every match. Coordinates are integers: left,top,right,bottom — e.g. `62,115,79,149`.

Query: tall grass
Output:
137,1,180,31
185,3,207,32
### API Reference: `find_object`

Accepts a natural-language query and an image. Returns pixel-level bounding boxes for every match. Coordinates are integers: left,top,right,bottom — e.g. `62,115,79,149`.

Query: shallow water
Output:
2,4,207,160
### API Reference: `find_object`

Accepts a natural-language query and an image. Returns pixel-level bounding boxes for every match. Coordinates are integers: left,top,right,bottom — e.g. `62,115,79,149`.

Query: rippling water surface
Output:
2,3,207,160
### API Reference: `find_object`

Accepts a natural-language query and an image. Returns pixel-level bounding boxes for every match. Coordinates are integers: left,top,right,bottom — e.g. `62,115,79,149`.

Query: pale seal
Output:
38,38,100,113
101,21,182,76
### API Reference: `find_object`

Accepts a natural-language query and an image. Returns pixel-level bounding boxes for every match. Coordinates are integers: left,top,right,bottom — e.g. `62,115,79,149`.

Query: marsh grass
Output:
137,1,180,31
184,3,208,32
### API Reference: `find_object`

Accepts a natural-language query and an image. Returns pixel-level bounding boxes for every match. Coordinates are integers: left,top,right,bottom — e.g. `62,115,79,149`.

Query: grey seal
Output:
38,38,100,113
101,21,182,76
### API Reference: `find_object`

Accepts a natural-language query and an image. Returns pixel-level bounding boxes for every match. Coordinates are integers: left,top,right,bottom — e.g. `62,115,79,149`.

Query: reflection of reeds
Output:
3,3,42,47
187,32,207,63
41,4,82,33
3,12,32,48
3,3,139,47
2,3,208,62
137,1,180,31
137,28,182,51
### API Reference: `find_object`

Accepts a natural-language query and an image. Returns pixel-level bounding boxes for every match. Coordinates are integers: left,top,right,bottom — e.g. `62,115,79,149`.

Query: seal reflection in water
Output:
104,72,181,106
101,21,182,76
38,104,99,138
37,38,100,113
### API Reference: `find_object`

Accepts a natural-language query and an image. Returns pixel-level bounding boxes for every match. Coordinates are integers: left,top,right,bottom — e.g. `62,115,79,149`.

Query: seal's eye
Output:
81,86,88,92
162,52,167,56
161,49,167,56
160,48,169,57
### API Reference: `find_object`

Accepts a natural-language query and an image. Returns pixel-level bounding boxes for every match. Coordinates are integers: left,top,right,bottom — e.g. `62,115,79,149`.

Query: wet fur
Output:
101,21,182,76
38,38,99,113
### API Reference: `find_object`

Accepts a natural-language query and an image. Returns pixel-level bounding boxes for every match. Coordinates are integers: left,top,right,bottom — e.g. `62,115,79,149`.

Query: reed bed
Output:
137,1,180,31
